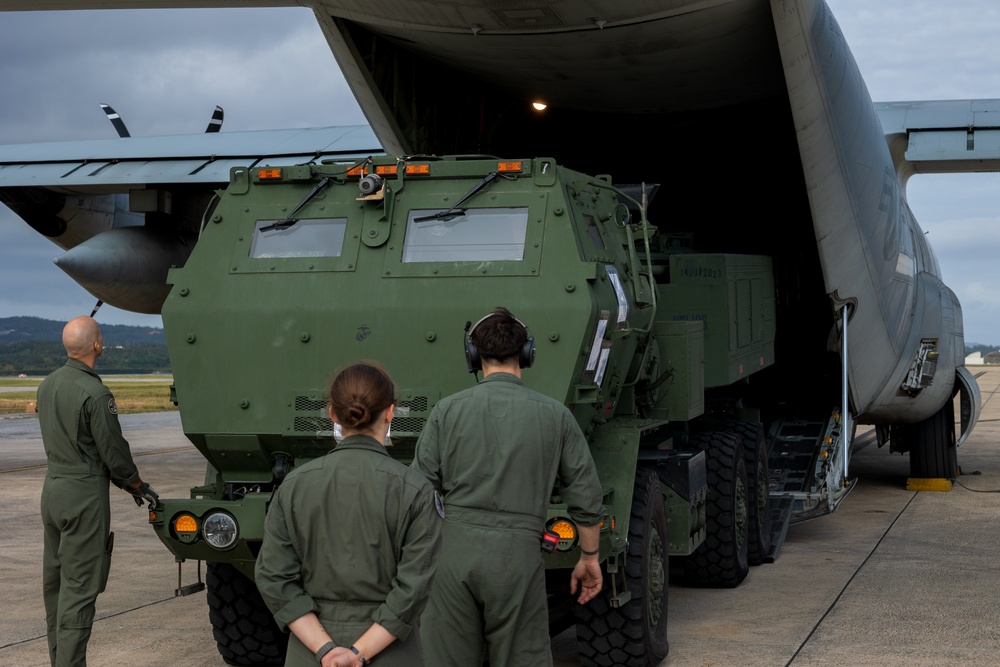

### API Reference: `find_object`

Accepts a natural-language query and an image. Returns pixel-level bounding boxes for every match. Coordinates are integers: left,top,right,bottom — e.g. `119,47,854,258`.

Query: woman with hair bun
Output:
256,361,442,667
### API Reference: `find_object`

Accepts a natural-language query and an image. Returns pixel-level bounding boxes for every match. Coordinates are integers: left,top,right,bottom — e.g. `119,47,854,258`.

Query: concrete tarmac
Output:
2,369,998,666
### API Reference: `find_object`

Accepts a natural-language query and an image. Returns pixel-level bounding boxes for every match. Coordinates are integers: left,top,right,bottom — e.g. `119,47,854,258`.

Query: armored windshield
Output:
401,207,529,263
249,218,347,258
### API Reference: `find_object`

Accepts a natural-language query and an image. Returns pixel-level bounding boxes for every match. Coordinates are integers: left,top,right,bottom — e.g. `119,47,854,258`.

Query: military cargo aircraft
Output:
0,0,982,471
0,1,989,665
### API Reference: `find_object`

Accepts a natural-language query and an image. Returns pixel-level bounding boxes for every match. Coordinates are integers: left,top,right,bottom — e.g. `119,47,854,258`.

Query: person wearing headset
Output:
412,306,604,667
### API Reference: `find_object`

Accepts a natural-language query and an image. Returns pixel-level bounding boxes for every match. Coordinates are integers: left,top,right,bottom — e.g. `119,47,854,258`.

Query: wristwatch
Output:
315,641,337,664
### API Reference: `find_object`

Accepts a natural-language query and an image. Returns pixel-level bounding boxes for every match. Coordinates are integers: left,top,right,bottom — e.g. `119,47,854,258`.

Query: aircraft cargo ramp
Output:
2,368,999,666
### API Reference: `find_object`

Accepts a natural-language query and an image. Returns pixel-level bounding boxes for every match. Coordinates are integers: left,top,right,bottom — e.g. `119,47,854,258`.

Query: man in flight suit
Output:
412,307,605,667
38,316,158,667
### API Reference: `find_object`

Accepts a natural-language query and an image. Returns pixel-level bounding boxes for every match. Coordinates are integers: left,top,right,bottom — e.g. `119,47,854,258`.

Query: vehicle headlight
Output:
203,512,238,549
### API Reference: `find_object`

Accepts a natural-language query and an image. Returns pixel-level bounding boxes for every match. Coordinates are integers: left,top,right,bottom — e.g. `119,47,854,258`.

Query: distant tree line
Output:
0,316,165,345
0,316,169,375
1,341,170,375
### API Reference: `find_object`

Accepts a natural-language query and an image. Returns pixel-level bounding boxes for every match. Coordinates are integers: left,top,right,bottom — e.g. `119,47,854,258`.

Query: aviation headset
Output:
464,312,536,373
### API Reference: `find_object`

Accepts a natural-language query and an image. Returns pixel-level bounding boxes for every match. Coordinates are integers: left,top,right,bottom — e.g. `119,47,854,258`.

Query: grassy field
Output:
0,378,177,414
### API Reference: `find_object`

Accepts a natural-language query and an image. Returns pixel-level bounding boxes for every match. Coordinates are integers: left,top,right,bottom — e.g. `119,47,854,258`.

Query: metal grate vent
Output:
295,397,327,411
390,417,426,433
294,416,335,432
399,396,428,411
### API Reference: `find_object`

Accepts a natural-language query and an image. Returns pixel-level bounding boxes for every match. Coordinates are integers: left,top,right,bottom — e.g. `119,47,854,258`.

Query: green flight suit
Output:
38,358,140,667
412,372,604,667
255,434,442,667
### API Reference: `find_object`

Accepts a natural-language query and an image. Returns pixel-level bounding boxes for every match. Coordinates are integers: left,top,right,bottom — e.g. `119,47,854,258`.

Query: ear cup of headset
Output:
465,336,482,373
519,332,535,369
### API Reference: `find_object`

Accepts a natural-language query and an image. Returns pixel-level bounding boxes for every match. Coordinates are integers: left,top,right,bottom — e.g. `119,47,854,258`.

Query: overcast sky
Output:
0,2,998,344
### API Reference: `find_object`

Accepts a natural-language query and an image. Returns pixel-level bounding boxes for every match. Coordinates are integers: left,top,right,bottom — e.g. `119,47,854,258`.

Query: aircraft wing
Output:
0,124,381,312
875,99,1000,180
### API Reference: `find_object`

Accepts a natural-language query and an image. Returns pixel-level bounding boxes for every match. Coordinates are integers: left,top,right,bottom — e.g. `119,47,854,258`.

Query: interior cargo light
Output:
174,514,198,534
497,161,522,174
257,168,282,180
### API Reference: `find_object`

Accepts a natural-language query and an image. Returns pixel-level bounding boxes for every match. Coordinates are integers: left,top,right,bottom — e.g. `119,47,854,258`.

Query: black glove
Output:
128,482,160,508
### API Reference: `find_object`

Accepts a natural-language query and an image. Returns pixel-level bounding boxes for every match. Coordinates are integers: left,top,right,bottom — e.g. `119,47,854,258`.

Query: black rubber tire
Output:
906,399,958,479
207,562,287,666
576,470,669,666
677,431,749,588
729,421,772,565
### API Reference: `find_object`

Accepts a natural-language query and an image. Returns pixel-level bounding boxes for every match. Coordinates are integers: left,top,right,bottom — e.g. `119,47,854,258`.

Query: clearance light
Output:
497,161,522,174
532,101,547,111
257,168,282,180
549,519,576,540
375,165,397,176
173,514,199,544
148,511,158,522
346,164,368,177
405,163,430,175
203,512,238,549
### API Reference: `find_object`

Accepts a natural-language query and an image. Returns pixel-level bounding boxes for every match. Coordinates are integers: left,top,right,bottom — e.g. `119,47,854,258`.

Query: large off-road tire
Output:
677,431,749,587
906,399,958,479
576,470,669,666
729,421,772,565
207,562,287,666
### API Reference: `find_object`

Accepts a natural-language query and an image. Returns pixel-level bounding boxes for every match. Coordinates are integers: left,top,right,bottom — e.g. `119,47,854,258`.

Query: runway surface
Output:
2,369,998,666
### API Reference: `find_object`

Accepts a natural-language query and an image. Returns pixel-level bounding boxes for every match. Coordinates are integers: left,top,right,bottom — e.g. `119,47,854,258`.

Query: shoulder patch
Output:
434,490,446,519
108,397,118,415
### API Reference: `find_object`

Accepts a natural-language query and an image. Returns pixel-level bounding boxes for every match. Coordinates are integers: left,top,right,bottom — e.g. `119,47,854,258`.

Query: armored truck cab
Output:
152,155,830,667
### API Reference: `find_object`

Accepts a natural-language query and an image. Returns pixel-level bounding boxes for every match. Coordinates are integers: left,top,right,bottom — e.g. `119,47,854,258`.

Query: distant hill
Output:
0,316,165,345
0,316,169,375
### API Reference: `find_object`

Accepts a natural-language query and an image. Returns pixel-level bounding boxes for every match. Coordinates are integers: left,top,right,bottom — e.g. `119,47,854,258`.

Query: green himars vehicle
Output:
151,154,847,667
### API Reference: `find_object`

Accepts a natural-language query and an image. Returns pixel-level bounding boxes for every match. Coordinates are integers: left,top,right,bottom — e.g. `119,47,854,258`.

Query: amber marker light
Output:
497,161,522,174
174,514,198,535
148,510,157,522
375,165,397,176
549,519,576,541
346,164,368,177
257,168,282,180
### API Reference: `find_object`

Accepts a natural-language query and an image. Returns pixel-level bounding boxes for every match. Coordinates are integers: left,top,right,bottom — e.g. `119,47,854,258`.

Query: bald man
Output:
37,316,158,667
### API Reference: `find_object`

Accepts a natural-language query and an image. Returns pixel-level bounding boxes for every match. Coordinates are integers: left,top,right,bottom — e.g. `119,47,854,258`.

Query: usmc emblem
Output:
108,397,119,415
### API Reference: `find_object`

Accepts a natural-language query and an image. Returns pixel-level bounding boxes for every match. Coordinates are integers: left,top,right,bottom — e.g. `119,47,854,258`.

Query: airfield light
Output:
497,161,523,173
532,101,547,111
257,168,282,180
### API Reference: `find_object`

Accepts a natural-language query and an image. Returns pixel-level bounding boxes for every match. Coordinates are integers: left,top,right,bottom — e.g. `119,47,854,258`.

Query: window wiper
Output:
413,171,498,223
259,176,332,232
